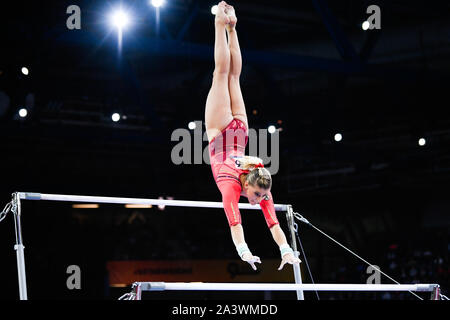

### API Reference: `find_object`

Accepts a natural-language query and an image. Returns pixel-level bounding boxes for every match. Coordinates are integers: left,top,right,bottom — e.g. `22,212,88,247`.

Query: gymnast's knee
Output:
213,69,229,80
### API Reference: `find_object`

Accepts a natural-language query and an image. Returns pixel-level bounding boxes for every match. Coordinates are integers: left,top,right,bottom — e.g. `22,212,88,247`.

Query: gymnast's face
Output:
245,183,269,205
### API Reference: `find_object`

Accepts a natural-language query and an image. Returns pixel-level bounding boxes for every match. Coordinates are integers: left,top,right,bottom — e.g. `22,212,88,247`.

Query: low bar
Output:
135,282,439,292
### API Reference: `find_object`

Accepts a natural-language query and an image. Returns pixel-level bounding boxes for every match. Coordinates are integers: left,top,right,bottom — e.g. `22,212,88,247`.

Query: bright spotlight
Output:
211,5,218,15
334,133,342,142
418,138,426,146
151,0,164,8
18,108,28,118
110,9,130,29
268,125,276,134
362,21,370,31
112,113,121,122
188,121,196,130
21,67,29,75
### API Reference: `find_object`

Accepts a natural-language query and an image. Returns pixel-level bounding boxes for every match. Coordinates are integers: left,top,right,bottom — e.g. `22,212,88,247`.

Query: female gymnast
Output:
205,2,301,271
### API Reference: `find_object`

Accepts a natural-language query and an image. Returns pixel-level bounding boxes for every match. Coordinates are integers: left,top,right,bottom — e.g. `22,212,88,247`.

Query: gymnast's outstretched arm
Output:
218,179,261,270
260,193,302,270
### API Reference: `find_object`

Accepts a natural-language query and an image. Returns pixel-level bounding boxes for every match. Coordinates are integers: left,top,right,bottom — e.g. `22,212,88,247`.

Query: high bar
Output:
16,192,289,211
135,282,439,292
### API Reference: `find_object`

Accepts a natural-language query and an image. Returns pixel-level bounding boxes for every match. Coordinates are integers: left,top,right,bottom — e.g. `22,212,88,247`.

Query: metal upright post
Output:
134,282,142,300
431,285,440,300
286,205,304,300
12,192,28,300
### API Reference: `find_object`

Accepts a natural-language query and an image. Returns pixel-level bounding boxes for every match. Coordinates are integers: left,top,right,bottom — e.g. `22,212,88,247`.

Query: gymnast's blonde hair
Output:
239,156,272,190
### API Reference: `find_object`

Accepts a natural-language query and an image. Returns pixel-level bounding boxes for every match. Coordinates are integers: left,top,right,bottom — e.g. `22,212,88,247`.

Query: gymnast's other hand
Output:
278,253,301,271
242,252,261,270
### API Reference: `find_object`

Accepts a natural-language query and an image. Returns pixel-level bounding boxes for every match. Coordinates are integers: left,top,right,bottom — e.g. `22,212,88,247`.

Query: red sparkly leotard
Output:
208,118,279,228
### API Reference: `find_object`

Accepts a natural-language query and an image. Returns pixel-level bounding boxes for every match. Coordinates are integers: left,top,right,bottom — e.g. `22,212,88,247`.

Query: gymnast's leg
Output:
205,1,234,143
225,4,248,130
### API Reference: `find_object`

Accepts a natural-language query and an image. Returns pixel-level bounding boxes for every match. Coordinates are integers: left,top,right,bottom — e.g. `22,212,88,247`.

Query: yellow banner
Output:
107,259,300,286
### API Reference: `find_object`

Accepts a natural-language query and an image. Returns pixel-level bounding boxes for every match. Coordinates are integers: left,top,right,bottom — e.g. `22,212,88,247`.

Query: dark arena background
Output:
0,0,449,301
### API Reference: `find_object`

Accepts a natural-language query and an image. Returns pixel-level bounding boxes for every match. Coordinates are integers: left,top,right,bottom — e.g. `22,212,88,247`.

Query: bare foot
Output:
225,4,237,30
215,1,230,25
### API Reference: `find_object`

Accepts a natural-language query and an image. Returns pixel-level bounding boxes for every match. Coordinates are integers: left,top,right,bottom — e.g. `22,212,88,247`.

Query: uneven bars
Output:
135,282,439,292
8,192,291,300
17,192,288,211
